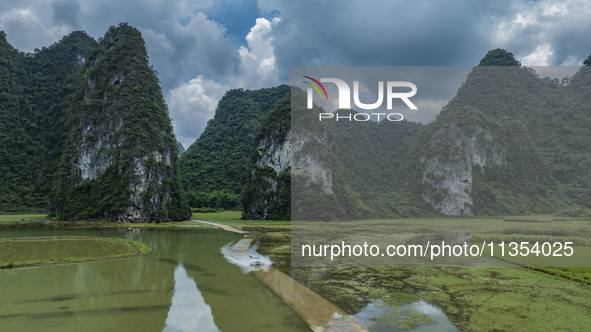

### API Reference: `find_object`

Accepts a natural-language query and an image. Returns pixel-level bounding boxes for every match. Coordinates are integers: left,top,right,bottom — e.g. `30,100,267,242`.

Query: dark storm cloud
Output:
51,0,80,28
3,0,591,91
259,0,513,81
261,0,591,81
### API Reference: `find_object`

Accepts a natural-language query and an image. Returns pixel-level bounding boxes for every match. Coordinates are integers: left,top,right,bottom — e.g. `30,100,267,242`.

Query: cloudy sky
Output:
1,0,591,148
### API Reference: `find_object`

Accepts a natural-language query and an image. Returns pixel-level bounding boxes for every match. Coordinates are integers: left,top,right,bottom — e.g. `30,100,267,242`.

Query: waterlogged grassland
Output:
0,236,151,268
284,266,591,331
193,212,591,331
289,216,591,267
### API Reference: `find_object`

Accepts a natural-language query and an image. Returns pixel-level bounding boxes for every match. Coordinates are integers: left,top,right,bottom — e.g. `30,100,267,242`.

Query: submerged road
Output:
193,219,368,332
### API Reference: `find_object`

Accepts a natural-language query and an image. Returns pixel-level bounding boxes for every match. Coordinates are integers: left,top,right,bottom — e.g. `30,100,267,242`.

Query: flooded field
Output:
0,228,308,332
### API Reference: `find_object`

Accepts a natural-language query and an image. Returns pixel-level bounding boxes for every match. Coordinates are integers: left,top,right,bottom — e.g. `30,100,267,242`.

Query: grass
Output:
503,215,566,222
192,211,291,230
529,266,591,285
0,213,216,230
0,214,47,224
0,236,151,268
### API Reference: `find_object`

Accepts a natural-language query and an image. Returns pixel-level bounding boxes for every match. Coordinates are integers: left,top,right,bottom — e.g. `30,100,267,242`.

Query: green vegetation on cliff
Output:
50,23,190,221
179,85,290,210
242,94,291,220
406,50,591,216
0,30,96,212
327,111,431,217
478,48,521,66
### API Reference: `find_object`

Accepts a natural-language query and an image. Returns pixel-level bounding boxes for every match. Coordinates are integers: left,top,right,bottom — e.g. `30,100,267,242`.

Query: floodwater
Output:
0,228,457,332
0,228,308,332
352,300,457,332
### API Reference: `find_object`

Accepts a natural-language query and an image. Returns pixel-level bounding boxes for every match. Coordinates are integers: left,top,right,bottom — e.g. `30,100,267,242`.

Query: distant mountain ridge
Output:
246,49,591,219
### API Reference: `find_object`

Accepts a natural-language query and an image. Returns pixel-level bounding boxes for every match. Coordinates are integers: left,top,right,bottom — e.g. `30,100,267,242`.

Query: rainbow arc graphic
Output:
302,76,328,100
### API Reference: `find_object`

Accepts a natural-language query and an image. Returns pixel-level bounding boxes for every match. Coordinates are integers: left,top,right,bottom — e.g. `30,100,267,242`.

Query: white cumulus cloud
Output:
169,16,282,148
167,75,228,149
236,17,281,88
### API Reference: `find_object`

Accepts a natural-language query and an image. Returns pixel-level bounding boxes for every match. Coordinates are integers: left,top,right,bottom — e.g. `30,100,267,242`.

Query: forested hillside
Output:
179,85,290,210
402,49,589,216
0,24,189,221
327,111,433,217
247,49,591,219
551,65,591,207
0,31,96,212
1,28,589,222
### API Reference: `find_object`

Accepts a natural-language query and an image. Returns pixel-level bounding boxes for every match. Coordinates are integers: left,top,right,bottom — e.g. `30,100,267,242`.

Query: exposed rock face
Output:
420,114,506,216
411,69,565,217
243,89,343,220
177,142,185,156
256,132,292,179
291,127,333,195
242,96,293,220
51,23,190,222
76,119,122,181
246,132,292,219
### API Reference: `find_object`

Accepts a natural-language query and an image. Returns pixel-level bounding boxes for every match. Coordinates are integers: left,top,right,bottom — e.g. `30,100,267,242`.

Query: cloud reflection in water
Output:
163,264,220,332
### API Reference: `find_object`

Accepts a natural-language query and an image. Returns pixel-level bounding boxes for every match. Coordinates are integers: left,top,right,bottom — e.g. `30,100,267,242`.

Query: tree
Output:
478,48,521,66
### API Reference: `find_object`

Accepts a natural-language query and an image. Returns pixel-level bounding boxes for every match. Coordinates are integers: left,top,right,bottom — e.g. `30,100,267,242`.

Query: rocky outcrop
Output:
247,132,292,219
243,90,349,220
51,23,190,222
242,96,293,220
256,133,292,175
410,62,568,216
291,125,334,195
419,108,506,216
